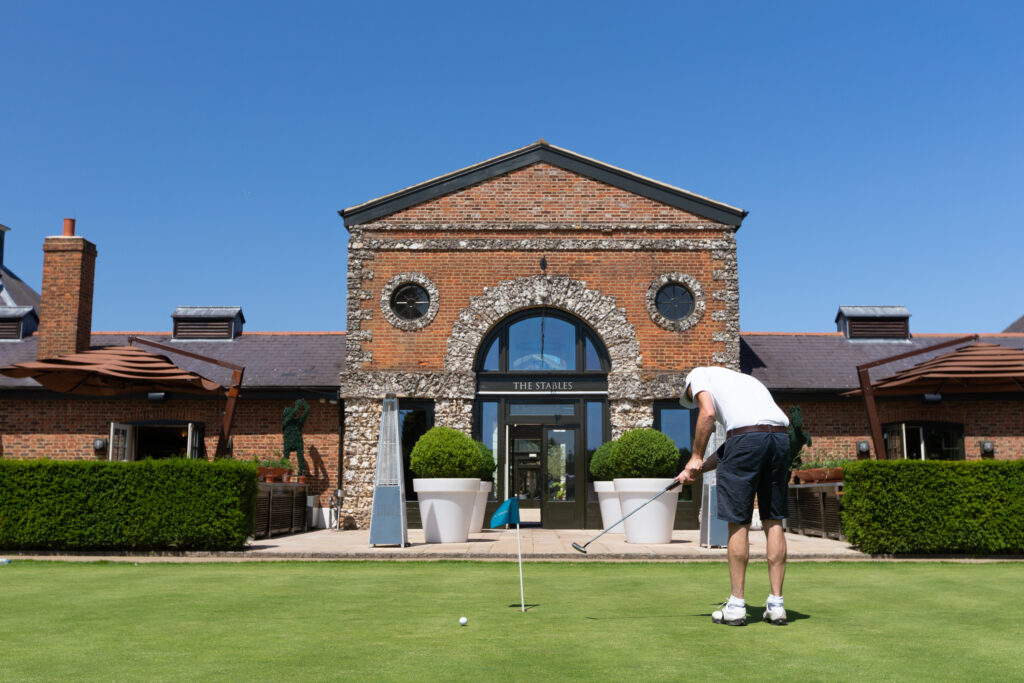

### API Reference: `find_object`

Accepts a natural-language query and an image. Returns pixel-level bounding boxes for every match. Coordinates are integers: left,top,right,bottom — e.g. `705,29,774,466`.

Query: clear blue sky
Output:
2,1,1021,334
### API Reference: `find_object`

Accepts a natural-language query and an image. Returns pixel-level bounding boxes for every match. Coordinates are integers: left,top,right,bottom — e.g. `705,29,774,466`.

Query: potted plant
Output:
589,440,623,533
410,426,486,543
792,454,847,484
468,441,496,534
605,428,681,544
254,453,292,483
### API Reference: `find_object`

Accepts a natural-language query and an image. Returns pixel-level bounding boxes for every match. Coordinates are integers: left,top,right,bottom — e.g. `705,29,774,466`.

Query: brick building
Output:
3,143,1022,534
339,141,748,529
0,222,345,526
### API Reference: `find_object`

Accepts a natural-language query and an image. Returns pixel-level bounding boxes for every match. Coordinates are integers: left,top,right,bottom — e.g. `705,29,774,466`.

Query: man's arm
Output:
677,390,716,484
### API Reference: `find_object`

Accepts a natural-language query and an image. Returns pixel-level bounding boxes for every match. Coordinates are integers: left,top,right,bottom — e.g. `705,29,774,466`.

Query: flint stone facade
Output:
339,142,747,528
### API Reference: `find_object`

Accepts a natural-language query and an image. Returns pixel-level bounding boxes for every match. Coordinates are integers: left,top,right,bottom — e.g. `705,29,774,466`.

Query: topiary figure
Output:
474,440,495,481
603,428,679,479
410,426,487,479
788,405,812,470
589,440,617,480
282,399,310,475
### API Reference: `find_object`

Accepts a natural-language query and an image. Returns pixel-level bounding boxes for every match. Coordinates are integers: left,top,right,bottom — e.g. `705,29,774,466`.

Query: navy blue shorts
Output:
716,432,790,524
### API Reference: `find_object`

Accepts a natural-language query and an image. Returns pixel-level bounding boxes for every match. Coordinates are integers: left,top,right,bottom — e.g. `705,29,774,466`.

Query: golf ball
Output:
459,617,468,626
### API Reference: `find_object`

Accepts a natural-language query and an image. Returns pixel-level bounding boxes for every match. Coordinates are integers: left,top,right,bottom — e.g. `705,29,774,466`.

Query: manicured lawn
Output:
2,560,1021,681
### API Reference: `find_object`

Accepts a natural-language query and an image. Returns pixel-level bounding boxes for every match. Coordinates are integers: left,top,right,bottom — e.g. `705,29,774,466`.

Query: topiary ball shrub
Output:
603,428,679,479
474,440,495,481
410,426,487,479
589,440,617,480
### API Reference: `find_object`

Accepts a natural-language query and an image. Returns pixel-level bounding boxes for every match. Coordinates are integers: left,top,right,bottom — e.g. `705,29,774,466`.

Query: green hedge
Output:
0,459,258,551
841,460,1024,554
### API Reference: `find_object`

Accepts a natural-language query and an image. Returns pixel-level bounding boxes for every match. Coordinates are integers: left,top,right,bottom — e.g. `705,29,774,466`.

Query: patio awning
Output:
0,345,225,396
845,342,1024,396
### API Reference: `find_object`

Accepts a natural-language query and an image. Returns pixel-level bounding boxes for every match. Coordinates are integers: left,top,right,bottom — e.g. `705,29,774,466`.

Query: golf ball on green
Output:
459,617,468,626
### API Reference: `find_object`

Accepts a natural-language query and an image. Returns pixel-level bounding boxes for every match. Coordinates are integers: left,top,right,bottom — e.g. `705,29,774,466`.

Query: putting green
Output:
1,561,1021,681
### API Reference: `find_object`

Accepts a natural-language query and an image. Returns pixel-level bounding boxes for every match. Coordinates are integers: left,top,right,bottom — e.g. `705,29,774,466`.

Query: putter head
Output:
571,542,587,554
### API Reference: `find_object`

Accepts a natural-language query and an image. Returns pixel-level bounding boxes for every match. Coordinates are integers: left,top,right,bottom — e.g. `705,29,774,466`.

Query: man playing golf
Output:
676,366,791,626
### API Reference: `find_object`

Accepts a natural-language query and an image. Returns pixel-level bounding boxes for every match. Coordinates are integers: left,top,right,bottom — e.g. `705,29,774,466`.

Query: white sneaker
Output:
763,603,787,625
711,602,747,626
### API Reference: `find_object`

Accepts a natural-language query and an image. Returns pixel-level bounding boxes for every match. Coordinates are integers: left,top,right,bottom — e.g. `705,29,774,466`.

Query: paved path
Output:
6,527,866,562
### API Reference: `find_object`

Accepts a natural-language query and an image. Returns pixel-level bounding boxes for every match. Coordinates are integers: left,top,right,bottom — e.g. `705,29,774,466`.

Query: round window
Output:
654,283,695,321
390,283,430,320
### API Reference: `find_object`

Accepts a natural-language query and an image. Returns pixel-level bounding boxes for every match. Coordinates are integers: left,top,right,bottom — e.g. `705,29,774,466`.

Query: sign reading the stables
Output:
477,378,608,393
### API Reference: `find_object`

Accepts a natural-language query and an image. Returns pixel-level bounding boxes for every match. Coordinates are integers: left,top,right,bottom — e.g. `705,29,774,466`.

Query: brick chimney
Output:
37,218,97,359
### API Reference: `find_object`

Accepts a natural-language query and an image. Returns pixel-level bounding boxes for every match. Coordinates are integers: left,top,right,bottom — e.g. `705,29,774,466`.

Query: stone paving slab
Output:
4,527,864,563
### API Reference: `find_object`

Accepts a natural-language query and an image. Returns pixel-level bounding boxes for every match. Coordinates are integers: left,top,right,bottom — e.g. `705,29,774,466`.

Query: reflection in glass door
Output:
509,425,542,525
542,426,578,527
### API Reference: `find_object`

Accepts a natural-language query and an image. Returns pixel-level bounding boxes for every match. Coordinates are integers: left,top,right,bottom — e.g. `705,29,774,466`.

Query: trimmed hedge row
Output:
0,459,258,551
841,460,1024,554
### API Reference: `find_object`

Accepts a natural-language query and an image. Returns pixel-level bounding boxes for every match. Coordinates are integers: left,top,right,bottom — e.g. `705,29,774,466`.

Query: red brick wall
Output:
356,164,734,373
783,398,1024,461
363,250,726,373
0,398,341,503
38,236,96,358
379,163,712,224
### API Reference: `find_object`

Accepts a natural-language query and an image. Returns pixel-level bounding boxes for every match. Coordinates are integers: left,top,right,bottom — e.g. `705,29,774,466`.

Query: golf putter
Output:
571,480,682,554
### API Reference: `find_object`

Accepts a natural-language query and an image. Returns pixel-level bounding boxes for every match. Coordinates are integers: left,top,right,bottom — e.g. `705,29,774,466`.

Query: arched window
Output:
475,309,609,374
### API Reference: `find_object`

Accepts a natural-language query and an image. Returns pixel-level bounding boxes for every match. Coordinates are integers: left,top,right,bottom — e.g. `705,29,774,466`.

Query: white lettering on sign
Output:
511,381,575,391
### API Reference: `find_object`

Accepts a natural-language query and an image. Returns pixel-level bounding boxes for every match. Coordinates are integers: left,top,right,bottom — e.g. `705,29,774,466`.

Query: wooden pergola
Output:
846,337,1024,458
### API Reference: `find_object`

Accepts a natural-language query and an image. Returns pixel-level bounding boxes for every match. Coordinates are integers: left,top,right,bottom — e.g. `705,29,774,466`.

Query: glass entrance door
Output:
542,426,579,527
509,425,543,525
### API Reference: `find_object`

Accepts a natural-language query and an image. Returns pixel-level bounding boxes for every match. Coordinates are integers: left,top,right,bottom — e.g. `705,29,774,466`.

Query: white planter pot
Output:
413,478,481,543
468,481,493,534
613,478,680,544
593,481,624,533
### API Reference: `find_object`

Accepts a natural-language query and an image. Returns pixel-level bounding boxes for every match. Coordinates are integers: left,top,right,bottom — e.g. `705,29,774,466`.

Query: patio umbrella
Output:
846,342,1024,396
0,345,225,396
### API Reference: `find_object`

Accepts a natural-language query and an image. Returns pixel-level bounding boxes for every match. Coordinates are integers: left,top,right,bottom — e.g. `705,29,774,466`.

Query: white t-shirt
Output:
685,366,789,433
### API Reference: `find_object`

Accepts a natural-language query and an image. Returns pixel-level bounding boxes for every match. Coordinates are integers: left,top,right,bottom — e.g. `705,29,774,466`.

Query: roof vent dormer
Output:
172,307,244,340
836,306,911,340
0,306,38,340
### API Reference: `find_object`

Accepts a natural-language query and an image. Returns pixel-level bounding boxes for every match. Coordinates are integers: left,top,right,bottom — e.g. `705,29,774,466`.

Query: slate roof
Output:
742,333,1024,393
0,332,346,393
0,266,41,315
835,305,910,321
1005,315,1024,333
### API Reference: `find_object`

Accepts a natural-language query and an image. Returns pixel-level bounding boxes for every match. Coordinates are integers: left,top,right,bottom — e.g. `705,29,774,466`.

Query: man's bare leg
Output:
727,523,750,599
763,519,787,596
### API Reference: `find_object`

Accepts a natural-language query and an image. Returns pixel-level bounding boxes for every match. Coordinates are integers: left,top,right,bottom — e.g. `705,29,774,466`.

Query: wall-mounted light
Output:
93,438,108,451
980,441,995,458
923,393,942,403
857,440,871,457
147,392,166,403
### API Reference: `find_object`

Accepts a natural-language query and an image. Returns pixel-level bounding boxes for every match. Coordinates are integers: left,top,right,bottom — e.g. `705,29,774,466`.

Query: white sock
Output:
728,595,745,607
767,594,784,607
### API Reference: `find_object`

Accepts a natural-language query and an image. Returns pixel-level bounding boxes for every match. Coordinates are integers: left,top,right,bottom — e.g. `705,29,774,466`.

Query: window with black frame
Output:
475,309,610,374
399,400,434,499
653,400,695,501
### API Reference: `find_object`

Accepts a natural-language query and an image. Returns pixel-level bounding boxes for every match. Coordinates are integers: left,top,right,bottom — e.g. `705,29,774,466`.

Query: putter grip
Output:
665,480,681,491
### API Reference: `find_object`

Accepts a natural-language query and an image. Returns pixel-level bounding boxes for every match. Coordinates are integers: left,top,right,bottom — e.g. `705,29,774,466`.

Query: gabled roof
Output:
741,333,1024,393
340,141,749,227
1005,314,1024,333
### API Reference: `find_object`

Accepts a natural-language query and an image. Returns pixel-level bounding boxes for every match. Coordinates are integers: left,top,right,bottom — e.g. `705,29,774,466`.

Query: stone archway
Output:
444,275,647,436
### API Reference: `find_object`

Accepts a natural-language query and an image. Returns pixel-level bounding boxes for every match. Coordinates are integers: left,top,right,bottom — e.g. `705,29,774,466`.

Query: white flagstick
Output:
516,522,525,612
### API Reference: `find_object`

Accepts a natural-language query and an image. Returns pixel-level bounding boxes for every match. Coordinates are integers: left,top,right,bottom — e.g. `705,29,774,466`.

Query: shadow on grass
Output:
510,603,541,611
691,607,811,623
